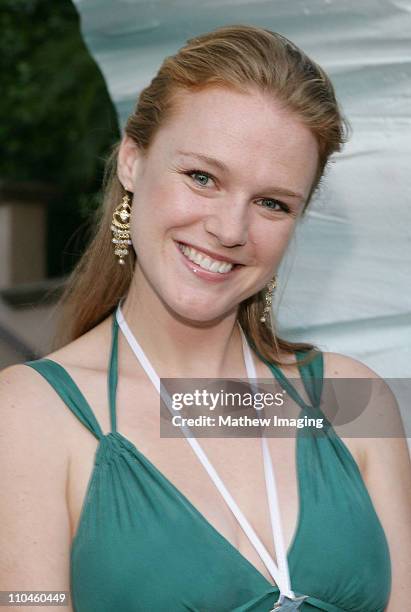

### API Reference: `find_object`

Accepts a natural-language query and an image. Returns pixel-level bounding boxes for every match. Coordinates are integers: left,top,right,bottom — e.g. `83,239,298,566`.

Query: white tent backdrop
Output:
73,1,411,393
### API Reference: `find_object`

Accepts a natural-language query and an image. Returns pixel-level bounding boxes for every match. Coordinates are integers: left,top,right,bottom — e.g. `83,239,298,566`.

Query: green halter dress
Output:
24,311,391,611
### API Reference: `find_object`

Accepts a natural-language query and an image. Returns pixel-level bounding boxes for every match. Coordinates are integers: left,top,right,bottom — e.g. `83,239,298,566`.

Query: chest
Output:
68,404,301,585
66,361,366,587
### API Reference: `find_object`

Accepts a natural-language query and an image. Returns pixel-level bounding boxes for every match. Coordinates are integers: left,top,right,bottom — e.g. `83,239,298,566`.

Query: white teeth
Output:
178,243,234,273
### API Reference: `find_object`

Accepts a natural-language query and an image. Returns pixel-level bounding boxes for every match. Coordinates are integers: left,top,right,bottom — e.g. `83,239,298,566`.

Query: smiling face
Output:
118,85,318,325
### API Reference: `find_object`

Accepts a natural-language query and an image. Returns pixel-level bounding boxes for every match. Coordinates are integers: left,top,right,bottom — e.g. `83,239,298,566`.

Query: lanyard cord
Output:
116,303,294,600
241,327,293,602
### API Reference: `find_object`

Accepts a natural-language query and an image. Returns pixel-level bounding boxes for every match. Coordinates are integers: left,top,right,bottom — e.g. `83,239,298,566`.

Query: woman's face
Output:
118,85,318,325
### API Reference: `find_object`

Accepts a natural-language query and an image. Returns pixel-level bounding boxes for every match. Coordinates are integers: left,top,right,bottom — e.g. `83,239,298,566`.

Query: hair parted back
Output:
52,23,349,366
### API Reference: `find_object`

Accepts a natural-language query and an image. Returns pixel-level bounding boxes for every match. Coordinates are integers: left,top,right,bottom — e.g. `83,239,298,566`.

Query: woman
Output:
1,24,410,612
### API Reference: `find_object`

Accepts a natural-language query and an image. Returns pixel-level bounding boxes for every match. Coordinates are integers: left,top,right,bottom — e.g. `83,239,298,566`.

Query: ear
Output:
117,135,141,192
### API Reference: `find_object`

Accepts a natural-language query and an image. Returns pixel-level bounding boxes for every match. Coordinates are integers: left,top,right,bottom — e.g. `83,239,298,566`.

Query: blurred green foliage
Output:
0,0,120,276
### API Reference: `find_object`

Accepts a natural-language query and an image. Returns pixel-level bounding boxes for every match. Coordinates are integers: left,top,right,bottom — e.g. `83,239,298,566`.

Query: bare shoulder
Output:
279,348,381,379
322,350,381,378
321,351,403,427
0,361,72,461
316,351,408,476
0,314,111,445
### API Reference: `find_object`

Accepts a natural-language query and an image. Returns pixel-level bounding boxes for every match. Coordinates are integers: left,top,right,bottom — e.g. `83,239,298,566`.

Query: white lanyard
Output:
116,302,295,604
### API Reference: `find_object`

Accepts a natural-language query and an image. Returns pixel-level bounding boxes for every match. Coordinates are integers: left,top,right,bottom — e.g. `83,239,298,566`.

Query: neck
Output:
119,280,247,379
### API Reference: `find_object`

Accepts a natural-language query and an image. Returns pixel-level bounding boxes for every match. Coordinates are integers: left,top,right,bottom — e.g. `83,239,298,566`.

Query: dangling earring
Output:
260,276,277,325
111,193,132,265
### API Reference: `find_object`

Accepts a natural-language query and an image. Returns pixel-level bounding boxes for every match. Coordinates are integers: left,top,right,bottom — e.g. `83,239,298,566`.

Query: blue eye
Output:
186,170,214,187
258,198,291,213
182,168,292,214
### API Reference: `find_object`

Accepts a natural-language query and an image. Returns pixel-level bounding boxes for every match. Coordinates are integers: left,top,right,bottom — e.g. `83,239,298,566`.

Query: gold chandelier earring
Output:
111,192,132,265
260,276,277,325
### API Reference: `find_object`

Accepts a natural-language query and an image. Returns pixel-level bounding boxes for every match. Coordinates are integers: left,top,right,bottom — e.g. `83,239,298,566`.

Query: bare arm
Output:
363,404,411,611
324,353,411,610
0,365,74,611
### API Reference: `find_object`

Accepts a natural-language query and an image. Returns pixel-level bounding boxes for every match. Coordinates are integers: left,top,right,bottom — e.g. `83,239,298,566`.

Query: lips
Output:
175,240,242,282
176,240,241,266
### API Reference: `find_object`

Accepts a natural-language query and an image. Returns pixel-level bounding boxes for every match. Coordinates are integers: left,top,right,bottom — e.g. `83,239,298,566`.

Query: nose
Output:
204,200,248,247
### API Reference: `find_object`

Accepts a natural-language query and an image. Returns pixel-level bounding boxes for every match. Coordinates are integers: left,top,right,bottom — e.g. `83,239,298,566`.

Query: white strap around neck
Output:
115,302,294,601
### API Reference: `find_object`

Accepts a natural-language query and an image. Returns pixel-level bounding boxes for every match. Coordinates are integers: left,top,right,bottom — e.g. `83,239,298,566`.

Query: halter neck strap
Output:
108,310,119,433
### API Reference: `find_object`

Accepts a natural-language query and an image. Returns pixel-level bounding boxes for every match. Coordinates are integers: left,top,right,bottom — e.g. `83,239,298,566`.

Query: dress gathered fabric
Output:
24,312,391,612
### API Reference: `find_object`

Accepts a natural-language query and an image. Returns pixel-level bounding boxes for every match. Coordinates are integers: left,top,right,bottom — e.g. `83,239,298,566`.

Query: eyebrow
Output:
175,149,305,202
